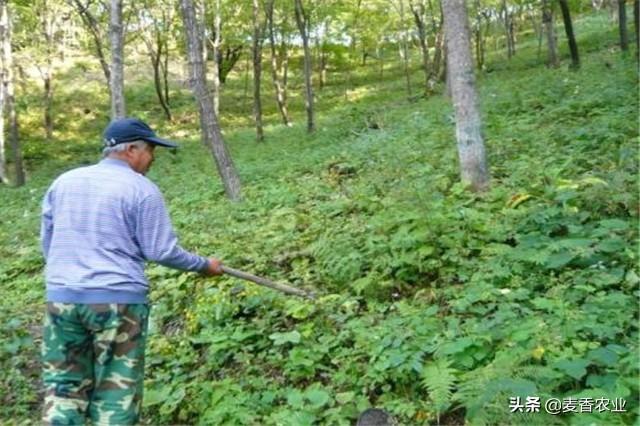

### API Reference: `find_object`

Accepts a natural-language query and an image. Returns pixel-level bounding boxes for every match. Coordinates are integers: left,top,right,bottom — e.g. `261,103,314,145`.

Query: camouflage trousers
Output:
42,303,150,425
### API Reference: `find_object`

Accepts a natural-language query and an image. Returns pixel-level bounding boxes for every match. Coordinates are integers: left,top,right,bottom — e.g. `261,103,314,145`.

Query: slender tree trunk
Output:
410,0,431,95
71,0,111,84
634,0,639,60
252,0,264,142
428,0,445,81
0,13,4,185
558,0,580,69
473,0,485,70
211,0,221,116
0,1,23,185
109,0,125,118
265,0,291,126
294,0,315,133
543,0,559,67
377,44,384,79
396,0,412,97
179,0,242,201
243,52,250,108
608,0,618,22
619,0,629,51
39,3,57,141
502,0,516,58
153,35,172,120
442,0,489,191
44,73,53,139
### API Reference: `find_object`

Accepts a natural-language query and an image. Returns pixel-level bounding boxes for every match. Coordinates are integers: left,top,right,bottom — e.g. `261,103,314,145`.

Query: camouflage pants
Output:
42,303,150,425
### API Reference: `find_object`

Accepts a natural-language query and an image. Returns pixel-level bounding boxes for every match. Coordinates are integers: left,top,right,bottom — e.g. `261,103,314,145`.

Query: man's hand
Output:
204,258,224,276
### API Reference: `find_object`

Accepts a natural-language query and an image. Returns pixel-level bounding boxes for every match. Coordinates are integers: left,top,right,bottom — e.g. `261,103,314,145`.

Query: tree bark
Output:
37,0,59,141
502,0,516,58
543,0,559,67
428,0,445,82
294,0,315,133
558,0,580,69
619,0,629,51
473,0,485,70
179,0,242,201
395,0,412,97
0,1,24,186
211,0,221,116
635,0,639,60
140,5,172,121
0,9,4,185
442,0,489,191
252,0,264,142
410,0,431,95
265,0,291,126
109,0,125,119
71,0,111,84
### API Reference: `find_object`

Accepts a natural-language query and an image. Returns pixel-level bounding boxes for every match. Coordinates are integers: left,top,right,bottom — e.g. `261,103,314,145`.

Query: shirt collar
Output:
99,157,133,170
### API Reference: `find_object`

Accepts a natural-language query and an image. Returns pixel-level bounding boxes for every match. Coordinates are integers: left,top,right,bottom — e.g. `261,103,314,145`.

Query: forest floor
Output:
0,10,638,425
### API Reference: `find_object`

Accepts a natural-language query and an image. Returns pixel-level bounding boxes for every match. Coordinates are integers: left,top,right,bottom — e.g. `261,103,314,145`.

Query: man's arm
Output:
135,189,219,273
40,188,54,260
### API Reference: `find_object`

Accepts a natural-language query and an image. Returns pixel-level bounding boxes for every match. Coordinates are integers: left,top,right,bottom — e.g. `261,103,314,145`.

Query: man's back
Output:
42,158,155,303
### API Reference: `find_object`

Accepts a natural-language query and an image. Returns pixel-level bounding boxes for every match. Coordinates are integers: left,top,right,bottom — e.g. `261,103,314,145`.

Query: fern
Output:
420,358,457,422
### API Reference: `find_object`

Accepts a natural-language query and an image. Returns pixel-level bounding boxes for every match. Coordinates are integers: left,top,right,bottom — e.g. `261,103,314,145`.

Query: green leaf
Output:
587,347,619,367
305,388,331,408
286,389,304,408
545,251,575,269
335,391,355,404
269,330,301,345
143,387,170,407
596,237,626,253
554,359,591,380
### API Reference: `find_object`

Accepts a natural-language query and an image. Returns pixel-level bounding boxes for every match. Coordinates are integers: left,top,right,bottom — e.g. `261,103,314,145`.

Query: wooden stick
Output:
221,265,315,299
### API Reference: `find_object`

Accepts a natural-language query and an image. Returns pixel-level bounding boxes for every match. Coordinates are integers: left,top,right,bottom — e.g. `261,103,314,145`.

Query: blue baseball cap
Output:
103,118,178,148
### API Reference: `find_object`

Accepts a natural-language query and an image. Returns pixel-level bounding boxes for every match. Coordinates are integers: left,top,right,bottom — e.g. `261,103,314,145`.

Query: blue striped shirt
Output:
41,158,209,303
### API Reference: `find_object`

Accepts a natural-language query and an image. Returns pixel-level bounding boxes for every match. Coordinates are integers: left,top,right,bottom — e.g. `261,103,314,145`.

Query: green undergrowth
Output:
1,11,638,425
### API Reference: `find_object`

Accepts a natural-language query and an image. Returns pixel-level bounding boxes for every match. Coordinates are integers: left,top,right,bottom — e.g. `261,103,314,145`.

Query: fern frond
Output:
420,358,457,415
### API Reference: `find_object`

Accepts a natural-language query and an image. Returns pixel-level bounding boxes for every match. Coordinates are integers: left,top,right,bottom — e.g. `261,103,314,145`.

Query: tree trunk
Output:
179,0,242,201
558,0,580,69
0,1,23,186
473,0,485,70
410,0,431,95
294,0,315,133
152,33,171,121
0,16,4,185
442,0,489,191
252,0,264,142
428,0,445,82
44,73,53,139
39,2,57,141
141,5,172,121
543,0,559,67
71,0,111,84
396,0,412,97
502,0,516,58
619,0,629,51
635,0,639,60
109,0,125,119
211,0,221,116
265,0,291,126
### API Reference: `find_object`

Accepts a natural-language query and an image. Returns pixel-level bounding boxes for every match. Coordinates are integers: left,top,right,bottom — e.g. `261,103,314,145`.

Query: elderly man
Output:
40,118,222,425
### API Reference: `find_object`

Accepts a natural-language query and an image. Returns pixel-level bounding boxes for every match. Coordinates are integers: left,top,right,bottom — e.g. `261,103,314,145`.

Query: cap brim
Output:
143,136,179,148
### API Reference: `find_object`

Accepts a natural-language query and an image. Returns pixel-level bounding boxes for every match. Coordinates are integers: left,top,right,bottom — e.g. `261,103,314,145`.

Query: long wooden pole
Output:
221,265,315,300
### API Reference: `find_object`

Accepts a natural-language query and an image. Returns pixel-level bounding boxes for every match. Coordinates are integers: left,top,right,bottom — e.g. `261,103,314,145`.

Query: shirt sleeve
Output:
41,187,54,260
135,188,209,272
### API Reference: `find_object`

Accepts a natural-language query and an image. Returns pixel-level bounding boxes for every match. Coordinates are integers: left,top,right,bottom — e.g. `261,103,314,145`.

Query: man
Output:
40,118,222,425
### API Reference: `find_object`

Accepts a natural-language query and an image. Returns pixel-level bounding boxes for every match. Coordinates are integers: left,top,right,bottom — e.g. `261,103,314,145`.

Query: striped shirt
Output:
41,158,209,303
